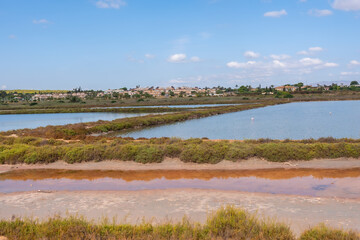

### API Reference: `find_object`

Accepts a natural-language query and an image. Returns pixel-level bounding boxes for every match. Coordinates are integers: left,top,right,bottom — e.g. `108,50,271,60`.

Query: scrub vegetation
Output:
0,206,358,240
1,136,360,164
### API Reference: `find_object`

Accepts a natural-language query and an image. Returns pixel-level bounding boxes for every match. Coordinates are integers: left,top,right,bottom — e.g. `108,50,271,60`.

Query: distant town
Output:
1,81,359,103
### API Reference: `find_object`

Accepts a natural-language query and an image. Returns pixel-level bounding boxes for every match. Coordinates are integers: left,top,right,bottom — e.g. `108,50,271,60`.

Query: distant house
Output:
275,86,297,92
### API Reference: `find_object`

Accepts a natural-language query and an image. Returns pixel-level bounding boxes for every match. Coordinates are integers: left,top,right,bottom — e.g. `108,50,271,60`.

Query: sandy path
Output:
0,189,359,236
1,158,360,173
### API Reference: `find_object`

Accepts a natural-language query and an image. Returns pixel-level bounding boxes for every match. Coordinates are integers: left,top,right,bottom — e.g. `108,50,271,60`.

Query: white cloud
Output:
168,54,187,63
332,0,360,11
96,0,126,9
1,85,6,90
190,56,201,62
8,35,16,39
350,60,360,65
309,47,323,52
308,9,333,16
145,54,155,59
297,47,324,55
297,50,309,55
273,60,286,68
323,62,339,67
270,54,291,60
244,51,260,59
300,58,323,66
33,19,49,24
227,61,257,68
264,9,287,17
341,72,360,76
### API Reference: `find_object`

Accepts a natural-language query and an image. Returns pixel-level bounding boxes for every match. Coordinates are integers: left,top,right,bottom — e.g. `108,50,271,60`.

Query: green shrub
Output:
0,206,300,240
135,145,164,163
206,206,295,240
300,224,360,240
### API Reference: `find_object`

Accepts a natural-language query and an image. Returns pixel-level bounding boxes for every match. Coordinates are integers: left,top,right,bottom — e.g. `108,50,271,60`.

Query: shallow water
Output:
0,112,154,131
1,169,359,198
91,103,243,109
119,100,360,140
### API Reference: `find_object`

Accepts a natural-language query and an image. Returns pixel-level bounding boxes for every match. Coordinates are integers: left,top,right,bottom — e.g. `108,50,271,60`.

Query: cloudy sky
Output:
1,0,360,90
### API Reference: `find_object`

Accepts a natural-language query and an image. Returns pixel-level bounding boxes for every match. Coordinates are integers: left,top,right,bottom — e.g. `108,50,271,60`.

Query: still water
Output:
0,112,152,131
119,100,360,140
91,103,242,109
1,169,359,198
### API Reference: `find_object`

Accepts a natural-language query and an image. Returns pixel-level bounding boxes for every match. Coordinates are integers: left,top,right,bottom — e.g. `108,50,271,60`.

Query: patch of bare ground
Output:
1,157,360,173
0,189,359,237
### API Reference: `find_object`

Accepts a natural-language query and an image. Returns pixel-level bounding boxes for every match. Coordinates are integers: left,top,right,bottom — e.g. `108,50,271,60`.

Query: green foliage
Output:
1,136,360,164
275,91,294,98
206,206,294,240
69,96,82,103
0,206,301,240
300,224,359,240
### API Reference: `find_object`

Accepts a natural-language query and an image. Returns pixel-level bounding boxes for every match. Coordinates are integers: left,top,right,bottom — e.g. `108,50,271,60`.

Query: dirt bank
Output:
1,158,360,174
0,189,359,236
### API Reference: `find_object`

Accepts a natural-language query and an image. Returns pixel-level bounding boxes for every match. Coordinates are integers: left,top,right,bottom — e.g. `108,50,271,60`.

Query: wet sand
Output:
0,189,359,236
1,157,360,174
2,168,359,197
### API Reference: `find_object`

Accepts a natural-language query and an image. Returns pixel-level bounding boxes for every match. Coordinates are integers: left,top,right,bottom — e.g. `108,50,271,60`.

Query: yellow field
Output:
5,90,69,94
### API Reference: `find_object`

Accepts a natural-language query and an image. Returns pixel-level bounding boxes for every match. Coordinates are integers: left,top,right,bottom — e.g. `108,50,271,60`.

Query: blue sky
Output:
1,0,360,90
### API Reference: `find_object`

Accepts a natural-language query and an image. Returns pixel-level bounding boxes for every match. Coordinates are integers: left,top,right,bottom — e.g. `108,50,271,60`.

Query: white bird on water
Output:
329,112,332,115
251,117,255,121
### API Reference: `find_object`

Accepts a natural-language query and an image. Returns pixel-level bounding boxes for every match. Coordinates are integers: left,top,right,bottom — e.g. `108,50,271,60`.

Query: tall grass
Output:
0,206,357,239
299,224,359,240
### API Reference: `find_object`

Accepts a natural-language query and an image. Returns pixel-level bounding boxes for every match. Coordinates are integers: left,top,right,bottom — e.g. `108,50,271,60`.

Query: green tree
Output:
238,85,249,93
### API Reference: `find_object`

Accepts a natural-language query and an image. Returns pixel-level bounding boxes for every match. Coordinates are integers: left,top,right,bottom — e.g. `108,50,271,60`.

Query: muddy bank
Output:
1,158,360,174
2,168,360,181
0,189,359,236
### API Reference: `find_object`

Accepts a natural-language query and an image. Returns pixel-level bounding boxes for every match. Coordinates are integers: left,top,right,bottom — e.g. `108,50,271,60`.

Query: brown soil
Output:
1,158,360,174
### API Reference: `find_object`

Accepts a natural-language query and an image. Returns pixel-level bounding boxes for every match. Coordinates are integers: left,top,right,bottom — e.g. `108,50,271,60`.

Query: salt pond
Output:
1,168,359,198
0,112,152,131
119,100,360,140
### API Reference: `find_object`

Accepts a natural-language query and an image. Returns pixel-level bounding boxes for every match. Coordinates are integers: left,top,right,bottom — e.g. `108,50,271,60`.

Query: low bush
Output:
1,137,360,164
299,224,359,240
0,206,299,240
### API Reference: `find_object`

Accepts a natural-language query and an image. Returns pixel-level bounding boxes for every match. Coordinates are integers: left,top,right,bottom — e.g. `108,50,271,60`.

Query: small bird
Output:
251,117,255,121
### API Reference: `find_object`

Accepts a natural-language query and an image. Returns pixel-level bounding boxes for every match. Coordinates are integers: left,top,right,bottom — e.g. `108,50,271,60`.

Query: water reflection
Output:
119,100,360,140
1,168,359,198
91,103,243,109
0,112,154,131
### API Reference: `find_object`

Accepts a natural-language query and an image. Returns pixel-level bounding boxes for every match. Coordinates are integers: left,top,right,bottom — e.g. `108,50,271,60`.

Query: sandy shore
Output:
0,189,359,236
1,157,360,173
